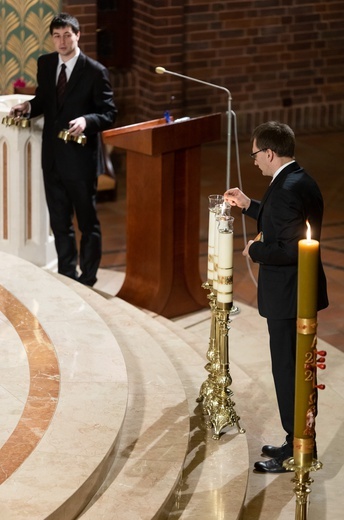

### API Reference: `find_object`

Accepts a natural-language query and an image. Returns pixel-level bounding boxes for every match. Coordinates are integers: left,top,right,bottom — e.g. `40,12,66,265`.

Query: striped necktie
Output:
56,63,67,106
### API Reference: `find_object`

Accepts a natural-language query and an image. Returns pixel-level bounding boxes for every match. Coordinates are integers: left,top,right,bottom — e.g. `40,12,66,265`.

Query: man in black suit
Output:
11,13,117,286
224,121,328,473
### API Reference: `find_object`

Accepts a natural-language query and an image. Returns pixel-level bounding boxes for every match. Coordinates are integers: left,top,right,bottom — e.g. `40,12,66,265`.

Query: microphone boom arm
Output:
155,66,232,189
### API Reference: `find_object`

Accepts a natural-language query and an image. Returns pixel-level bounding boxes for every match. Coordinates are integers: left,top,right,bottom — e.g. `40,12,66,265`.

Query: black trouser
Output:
44,170,101,286
267,318,297,447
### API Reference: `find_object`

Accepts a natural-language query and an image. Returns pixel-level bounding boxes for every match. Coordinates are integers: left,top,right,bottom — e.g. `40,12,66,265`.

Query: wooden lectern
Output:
102,113,222,318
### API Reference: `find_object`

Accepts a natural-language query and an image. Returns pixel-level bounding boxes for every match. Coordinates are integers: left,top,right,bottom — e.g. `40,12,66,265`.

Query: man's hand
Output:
9,101,31,118
68,117,86,136
224,187,251,210
242,239,254,258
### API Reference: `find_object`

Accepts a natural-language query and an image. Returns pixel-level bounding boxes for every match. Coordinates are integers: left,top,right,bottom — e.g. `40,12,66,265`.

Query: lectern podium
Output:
102,113,222,318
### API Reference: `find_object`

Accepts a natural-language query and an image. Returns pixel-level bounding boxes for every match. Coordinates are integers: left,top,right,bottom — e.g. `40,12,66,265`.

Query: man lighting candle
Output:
224,121,328,473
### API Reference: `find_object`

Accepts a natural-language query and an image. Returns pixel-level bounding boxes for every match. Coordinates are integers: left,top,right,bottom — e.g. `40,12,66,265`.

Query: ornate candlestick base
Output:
196,283,218,407
197,288,245,439
283,439,322,520
204,364,245,440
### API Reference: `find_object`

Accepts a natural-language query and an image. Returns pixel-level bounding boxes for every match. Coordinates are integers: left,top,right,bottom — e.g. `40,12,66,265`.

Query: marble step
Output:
0,255,128,520
58,280,191,520
0,251,250,520
68,289,250,520
0,254,191,520
124,303,250,520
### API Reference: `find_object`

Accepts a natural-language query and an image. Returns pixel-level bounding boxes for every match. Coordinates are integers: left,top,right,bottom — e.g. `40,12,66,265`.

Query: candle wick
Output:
306,220,312,241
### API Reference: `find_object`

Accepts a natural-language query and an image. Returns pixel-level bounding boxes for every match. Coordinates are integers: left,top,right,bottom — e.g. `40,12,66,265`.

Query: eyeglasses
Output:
250,148,267,158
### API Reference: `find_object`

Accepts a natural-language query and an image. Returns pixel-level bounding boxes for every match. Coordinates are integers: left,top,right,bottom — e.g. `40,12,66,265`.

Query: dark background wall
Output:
63,1,344,135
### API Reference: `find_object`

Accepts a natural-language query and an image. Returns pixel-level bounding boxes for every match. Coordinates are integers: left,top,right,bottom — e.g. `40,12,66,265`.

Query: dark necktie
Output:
56,63,67,106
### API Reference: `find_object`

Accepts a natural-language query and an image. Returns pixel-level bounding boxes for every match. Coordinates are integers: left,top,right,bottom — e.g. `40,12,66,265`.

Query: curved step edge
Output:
57,280,191,520
112,298,250,520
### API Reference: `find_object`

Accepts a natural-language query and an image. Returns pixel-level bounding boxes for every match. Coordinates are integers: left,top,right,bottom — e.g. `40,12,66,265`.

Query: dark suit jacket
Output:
245,161,328,319
29,51,117,180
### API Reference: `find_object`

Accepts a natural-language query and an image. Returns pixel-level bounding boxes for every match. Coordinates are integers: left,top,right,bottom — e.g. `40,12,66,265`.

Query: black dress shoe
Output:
261,442,292,459
78,275,97,287
254,457,288,473
262,442,317,459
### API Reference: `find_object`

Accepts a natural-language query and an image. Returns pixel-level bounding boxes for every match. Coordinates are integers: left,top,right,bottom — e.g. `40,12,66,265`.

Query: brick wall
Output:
62,0,98,59
132,0,185,121
62,0,344,135
133,0,344,134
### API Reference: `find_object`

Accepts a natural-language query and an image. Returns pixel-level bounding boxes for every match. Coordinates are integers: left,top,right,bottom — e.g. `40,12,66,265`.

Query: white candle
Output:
207,195,224,283
212,207,222,291
217,216,234,304
207,209,216,281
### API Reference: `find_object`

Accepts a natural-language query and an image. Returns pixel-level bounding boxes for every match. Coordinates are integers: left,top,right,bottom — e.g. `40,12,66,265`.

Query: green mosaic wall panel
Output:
0,0,61,94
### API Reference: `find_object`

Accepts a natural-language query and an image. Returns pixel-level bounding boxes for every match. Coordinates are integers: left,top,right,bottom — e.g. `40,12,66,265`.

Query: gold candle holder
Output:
198,206,244,439
284,334,326,519
203,301,245,440
197,197,224,408
196,288,219,407
198,202,228,409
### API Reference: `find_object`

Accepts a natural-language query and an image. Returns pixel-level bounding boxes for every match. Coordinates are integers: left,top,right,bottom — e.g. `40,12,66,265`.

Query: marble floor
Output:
0,130,343,519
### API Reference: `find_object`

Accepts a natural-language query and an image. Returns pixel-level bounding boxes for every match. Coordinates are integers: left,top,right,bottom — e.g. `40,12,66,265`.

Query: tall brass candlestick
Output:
200,206,244,439
199,195,224,407
284,222,324,520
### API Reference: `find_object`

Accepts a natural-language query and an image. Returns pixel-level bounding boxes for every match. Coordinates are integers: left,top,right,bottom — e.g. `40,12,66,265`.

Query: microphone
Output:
155,66,233,189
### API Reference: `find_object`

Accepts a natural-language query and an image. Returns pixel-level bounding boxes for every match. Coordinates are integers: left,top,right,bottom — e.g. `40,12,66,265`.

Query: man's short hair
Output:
50,13,80,35
251,121,295,158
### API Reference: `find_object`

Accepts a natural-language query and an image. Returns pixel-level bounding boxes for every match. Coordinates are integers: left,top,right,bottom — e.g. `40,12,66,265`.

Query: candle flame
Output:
306,220,311,241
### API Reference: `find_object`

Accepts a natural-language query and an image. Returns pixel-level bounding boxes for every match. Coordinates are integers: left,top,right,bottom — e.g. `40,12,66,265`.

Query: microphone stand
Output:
156,67,239,316
155,67,232,190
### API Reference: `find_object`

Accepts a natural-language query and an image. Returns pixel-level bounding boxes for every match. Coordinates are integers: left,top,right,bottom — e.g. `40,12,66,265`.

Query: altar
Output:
0,95,56,268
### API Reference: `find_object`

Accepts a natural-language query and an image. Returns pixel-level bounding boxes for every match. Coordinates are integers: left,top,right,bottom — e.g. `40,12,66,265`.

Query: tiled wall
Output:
0,1,60,93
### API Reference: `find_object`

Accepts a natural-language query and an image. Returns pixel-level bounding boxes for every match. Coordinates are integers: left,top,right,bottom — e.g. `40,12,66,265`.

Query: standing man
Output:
224,121,328,473
11,13,117,286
